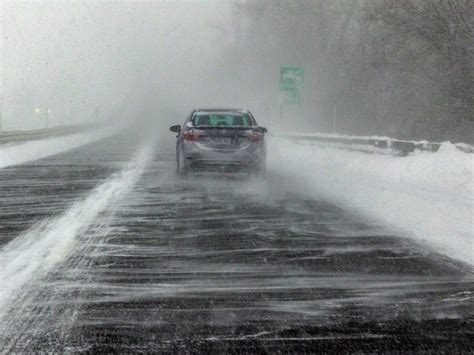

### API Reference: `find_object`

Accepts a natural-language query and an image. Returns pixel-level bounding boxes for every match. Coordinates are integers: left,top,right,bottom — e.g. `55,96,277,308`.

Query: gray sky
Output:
2,1,233,131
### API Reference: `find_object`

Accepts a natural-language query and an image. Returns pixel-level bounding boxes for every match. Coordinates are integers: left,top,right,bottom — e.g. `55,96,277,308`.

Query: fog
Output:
3,1,239,133
2,0,471,267
3,1,472,142
1,3,473,351
3,1,296,137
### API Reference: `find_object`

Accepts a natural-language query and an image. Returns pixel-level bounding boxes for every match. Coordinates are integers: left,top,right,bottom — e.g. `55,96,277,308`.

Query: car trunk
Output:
192,127,257,150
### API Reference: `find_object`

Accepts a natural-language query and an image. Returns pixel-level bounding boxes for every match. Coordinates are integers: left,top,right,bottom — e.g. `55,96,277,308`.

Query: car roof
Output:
195,108,248,113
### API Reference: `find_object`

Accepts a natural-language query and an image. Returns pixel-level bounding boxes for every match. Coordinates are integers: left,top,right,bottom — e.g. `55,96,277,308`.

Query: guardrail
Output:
279,133,474,156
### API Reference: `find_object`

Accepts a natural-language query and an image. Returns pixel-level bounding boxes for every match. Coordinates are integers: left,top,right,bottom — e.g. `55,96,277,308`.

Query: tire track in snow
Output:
0,141,154,349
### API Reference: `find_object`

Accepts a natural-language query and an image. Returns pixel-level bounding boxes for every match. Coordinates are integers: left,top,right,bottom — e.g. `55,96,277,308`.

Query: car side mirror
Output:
257,127,267,133
169,125,181,133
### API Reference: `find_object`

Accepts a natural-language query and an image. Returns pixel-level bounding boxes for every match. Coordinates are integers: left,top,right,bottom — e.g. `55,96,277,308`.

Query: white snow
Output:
0,126,121,169
268,137,474,265
0,142,153,319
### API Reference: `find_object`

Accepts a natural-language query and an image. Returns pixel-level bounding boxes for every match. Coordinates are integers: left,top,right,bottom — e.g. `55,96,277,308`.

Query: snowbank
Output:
281,131,393,141
0,126,120,169
279,132,474,153
268,137,473,265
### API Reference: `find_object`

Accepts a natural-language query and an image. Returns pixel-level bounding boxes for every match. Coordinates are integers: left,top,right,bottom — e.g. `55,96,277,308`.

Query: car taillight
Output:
183,130,204,141
245,131,263,142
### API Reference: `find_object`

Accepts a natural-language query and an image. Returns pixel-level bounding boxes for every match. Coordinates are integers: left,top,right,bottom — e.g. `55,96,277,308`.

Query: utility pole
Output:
0,95,3,131
279,101,283,126
332,101,337,134
95,106,101,128
46,107,50,128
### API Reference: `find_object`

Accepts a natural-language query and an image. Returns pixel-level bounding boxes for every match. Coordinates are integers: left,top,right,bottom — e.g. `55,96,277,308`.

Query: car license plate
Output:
213,137,231,145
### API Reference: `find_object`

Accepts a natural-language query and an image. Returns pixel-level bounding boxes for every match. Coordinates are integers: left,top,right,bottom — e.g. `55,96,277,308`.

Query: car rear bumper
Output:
189,160,255,173
183,142,265,172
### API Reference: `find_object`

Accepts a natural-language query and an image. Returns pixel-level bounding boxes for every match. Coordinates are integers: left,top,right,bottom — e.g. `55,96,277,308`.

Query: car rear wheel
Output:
176,148,188,177
250,160,266,178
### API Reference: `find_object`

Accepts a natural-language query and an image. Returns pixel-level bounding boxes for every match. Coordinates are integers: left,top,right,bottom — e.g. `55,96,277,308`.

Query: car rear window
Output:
193,113,253,127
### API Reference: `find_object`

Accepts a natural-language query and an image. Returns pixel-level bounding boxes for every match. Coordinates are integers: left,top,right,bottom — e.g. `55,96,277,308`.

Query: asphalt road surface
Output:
0,132,472,352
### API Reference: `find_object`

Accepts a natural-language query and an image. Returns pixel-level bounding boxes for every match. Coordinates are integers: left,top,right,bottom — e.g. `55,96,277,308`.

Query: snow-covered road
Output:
269,137,473,264
0,131,472,352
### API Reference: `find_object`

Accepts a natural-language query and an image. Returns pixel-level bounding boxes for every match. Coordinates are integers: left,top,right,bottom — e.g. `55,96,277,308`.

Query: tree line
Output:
231,0,473,143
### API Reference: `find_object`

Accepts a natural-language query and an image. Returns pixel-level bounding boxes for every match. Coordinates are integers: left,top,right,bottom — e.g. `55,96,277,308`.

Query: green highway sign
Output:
280,66,304,104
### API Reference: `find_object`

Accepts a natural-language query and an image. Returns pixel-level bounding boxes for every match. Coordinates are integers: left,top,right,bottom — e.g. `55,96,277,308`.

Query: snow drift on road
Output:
0,127,119,169
0,142,153,322
268,137,473,265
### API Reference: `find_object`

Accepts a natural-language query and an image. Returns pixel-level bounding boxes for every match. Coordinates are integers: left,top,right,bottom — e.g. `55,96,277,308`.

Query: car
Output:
169,108,267,176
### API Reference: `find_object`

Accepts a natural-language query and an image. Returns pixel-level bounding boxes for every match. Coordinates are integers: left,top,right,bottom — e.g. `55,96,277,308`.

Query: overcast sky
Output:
2,1,234,131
